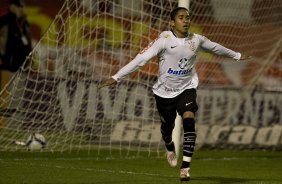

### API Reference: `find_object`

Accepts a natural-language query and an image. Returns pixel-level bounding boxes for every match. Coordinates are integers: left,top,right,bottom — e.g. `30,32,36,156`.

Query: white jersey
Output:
112,31,241,98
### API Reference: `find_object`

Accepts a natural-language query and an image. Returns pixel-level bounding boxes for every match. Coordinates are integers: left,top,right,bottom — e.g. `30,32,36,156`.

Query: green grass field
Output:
1,150,282,184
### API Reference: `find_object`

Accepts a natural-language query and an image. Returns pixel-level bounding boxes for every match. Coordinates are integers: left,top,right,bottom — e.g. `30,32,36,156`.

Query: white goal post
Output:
0,0,281,154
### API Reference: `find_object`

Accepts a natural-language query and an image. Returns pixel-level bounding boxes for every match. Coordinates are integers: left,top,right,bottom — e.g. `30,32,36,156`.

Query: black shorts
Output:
154,88,198,123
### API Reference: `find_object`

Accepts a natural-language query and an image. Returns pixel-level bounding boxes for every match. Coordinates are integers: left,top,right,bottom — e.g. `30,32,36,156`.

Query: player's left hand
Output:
240,54,252,60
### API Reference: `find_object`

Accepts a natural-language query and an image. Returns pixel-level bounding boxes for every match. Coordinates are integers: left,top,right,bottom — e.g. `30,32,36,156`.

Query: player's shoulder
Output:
159,31,173,39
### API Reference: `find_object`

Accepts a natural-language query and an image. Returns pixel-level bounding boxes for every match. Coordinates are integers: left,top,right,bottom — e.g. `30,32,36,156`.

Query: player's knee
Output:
161,125,173,143
162,135,172,144
183,111,194,119
161,122,175,131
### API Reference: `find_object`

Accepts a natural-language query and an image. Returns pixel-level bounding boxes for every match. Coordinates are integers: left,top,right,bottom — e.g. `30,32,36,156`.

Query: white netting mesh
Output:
0,0,281,153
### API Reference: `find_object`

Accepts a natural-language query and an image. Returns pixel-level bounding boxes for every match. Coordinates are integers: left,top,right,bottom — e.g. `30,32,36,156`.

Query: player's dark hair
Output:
170,7,189,20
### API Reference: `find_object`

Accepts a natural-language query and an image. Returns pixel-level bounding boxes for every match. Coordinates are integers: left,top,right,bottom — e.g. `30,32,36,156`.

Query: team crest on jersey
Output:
185,33,196,51
188,40,196,51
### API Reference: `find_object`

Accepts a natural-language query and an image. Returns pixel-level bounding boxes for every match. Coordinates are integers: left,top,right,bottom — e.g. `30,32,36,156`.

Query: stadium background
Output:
1,0,281,88
1,1,282,183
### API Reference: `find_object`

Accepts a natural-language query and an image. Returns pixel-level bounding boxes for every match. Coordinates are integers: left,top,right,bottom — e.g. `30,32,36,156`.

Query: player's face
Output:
171,9,190,38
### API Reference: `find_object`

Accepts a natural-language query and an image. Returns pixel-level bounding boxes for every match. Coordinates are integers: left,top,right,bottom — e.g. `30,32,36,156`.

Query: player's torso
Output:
157,33,200,89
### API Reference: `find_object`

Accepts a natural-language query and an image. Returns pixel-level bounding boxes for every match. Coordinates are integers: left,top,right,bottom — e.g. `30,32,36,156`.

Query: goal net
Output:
0,0,281,154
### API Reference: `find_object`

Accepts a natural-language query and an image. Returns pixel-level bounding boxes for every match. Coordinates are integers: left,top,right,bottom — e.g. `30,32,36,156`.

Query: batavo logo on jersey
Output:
167,68,192,76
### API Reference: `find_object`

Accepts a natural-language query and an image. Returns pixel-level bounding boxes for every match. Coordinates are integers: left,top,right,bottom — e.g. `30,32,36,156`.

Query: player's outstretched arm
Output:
240,54,252,60
98,78,117,89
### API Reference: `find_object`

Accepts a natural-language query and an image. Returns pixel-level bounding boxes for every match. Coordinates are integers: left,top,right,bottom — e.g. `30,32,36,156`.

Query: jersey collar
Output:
170,29,189,39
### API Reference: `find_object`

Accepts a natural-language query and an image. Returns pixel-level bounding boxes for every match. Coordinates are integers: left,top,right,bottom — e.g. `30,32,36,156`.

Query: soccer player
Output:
0,0,32,73
0,0,32,111
98,7,251,181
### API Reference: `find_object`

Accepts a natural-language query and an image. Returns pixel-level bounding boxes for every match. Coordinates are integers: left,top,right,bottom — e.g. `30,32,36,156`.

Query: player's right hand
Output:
98,78,117,89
